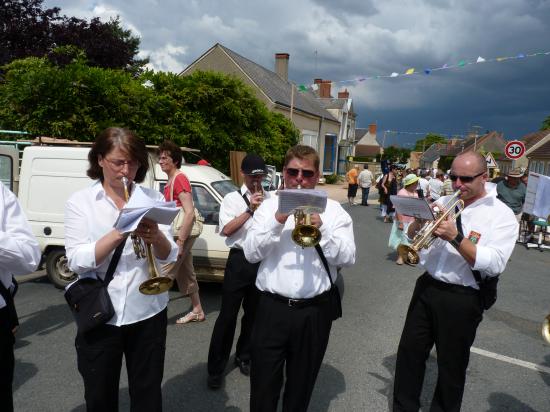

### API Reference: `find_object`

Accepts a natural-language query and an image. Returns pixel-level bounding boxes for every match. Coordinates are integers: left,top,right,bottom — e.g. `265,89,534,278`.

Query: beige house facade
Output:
179,44,341,174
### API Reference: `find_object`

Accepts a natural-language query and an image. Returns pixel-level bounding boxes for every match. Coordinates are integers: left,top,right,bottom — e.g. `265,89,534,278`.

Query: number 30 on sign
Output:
504,140,526,160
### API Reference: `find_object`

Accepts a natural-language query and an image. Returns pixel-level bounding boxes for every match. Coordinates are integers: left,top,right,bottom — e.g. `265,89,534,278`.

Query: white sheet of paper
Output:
523,172,540,215
390,195,435,220
113,186,179,233
277,189,328,214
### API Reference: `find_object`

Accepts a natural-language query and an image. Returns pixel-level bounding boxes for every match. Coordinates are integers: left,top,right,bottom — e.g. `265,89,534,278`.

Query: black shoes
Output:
234,356,250,376
207,374,223,390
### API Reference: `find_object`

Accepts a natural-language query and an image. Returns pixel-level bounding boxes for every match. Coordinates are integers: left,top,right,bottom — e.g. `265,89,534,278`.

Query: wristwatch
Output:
450,232,464,249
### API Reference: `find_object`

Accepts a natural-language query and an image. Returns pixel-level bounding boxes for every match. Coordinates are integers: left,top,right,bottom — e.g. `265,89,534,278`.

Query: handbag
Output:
64,238,126,334
170,172,204,238
315,244,342,320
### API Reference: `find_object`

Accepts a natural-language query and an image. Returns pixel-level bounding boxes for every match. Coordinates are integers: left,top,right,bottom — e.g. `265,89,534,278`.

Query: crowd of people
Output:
1,126,541,412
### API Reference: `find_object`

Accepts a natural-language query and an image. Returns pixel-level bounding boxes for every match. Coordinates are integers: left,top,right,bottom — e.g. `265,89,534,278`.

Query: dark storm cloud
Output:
43,0,550,140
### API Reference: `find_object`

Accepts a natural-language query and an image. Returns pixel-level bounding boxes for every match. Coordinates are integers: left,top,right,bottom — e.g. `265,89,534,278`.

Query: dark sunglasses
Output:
449,171,485,183
286,168,316,178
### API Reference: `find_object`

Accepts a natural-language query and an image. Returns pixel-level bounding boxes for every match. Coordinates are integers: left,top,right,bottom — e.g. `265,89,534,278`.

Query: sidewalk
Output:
320,181,348,204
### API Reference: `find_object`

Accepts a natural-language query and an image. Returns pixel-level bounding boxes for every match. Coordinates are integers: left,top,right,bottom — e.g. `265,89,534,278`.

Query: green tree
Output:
413,133,447,151
380,146,411,163
542,114,550,130
0,55,299,173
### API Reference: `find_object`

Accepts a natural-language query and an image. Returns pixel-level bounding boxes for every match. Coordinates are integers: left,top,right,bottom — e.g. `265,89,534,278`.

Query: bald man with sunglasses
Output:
393,152,518,412
244,145,355,412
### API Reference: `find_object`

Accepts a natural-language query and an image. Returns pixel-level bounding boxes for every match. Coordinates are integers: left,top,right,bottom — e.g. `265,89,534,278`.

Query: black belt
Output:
421,272,478,295
260,290,330,307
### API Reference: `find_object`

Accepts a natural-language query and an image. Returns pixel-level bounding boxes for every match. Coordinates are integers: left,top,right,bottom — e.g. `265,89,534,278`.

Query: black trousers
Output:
75,308,167,412
393,273,483,412
208,248,260,376
0,307,15,412
250,292,333,412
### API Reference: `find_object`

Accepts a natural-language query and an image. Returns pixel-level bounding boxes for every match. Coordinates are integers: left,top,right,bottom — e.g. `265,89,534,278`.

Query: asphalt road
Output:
12,203,550,411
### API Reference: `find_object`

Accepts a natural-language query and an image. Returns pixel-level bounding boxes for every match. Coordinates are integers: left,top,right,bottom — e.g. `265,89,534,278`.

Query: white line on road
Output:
471,346,550,375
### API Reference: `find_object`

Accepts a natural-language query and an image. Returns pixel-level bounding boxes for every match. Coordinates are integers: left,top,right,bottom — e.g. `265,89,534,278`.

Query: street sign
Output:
485,152,497,168
505,140,526,160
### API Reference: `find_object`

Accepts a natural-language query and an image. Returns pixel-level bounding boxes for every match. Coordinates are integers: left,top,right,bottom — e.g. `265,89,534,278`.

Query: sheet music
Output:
277,189,328,214
390,195,435,220
113,186,179,233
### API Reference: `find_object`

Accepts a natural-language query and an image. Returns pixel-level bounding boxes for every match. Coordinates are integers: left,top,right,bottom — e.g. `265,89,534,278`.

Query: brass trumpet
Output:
397,190,465,264
249,181,264,211
122,177,173,295
291,185,322,248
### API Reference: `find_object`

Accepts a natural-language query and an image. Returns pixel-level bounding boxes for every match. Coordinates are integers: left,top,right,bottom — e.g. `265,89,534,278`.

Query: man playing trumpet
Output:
393,152,518,412
207,154,270,388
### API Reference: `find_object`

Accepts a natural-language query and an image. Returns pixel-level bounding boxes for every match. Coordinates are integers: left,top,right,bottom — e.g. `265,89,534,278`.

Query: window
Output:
0,155,13,190
301,133,318,151
211,180,238,198
192,185,221,225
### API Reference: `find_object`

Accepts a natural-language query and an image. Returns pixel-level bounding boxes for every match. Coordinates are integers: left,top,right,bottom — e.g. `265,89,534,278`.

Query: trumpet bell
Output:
291,225,322,248
139,277,173,295
542,315,550,344
397,244,420,264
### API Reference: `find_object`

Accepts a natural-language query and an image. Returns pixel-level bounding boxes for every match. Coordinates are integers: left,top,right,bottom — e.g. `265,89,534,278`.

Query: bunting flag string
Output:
298,50,550,91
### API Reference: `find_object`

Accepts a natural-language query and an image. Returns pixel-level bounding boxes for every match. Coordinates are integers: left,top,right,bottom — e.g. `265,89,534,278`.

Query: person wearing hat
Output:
388,174,420,264
207,153,271,389
496,167,526,222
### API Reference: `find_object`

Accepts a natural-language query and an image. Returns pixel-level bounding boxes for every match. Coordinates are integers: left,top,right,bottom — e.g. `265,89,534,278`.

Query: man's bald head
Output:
452,152,487,173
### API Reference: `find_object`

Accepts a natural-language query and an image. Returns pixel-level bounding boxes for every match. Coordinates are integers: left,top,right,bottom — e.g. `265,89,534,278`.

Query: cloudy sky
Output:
44,0,550,146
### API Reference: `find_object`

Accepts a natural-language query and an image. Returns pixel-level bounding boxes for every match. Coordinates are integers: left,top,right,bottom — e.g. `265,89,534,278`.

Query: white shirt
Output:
428,178,443,200
358,169,373,188
243,195,356,299
0,184,41,308
420,183,518,289
65,181,178,326
419,178,429,195
219,184,273,249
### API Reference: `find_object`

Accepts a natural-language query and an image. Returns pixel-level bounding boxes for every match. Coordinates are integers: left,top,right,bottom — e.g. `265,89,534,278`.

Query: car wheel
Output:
46,249,77,289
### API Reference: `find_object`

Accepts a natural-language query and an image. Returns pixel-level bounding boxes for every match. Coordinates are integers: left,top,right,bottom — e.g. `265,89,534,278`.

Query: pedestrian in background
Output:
159,140,206,324
358,165,373,206
381,165,398,223
427,170,445,202
0,183,41,412
346,164,359,206
496,168,526,222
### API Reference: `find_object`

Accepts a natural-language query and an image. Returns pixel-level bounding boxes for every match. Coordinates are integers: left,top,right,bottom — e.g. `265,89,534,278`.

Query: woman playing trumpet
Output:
64,127,178,412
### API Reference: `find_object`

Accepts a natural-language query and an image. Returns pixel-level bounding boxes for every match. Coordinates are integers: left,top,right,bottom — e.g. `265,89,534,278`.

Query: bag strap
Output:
103,237,128,286
0,276,19,328
455,211,483,284
241,191,250,207
169,171,183,202
315,244,334,288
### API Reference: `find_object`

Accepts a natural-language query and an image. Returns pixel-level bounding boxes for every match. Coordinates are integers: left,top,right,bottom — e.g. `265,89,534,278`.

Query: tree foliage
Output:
0,54,299,172
413,133,447,151
379,146,411,163
542,114,550,131
0,0,146,74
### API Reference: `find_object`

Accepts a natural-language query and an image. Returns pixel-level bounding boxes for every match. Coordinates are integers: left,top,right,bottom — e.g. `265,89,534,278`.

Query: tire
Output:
46,249,77,289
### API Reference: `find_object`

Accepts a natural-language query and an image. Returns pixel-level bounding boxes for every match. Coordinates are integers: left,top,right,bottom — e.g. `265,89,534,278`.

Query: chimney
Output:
368,124,377,135
320,79,332,98
275,53,289,81
338,89,349,99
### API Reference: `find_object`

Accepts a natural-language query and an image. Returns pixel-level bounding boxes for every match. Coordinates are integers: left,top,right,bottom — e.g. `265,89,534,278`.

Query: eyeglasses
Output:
449,171,484,183
104,158,140,169
286,168,316,178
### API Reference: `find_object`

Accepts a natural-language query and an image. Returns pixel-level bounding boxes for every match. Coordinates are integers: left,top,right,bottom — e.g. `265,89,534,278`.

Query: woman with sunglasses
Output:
393,151,518,412
65,127,178,412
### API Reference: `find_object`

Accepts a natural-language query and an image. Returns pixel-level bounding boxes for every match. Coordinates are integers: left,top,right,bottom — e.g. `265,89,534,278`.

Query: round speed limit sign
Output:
504,140,526,160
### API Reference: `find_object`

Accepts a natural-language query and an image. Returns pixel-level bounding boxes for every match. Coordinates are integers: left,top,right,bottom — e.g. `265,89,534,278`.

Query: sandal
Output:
176,311,205,324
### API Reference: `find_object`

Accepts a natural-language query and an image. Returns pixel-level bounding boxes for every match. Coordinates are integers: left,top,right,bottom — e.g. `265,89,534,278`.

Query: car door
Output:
0,146,20,194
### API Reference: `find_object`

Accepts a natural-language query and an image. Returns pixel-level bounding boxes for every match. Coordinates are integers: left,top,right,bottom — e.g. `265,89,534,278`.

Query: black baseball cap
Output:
241,154,267,175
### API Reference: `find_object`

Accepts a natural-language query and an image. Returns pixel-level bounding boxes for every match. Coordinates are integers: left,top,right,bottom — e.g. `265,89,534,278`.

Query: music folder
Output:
390,195,435,220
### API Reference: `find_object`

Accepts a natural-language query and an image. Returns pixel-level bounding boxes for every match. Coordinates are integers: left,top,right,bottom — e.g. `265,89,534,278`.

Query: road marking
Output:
471,346,550,375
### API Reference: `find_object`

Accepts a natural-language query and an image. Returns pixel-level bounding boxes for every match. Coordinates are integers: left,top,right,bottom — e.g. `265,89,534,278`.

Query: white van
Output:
0,143,235,288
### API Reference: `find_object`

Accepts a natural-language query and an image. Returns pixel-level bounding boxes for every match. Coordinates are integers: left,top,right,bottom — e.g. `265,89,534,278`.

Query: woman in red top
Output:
158,140,205,324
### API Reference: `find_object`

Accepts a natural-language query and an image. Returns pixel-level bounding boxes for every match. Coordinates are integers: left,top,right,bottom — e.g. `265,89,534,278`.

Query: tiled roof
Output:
217,44,338,121
521,129,550,151
529,139,550,159
317,98,346,110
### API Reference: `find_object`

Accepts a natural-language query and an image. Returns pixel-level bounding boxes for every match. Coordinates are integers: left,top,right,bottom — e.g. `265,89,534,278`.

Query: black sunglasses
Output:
286,168,316,178
449,171,485,183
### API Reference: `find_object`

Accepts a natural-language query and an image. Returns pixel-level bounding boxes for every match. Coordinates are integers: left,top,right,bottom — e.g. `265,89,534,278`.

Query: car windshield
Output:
211,180,238,198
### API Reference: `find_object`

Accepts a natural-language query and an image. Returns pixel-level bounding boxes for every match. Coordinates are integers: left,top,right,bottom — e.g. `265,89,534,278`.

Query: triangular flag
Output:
516,53,525,58
424,69,431,75
442,63,449,69
405,68,415,75
496,57,506,61
298,85,308,92
358,78,366,82
476,56,486,63
390,72,399,77
458,60,466,67
311,84,319,91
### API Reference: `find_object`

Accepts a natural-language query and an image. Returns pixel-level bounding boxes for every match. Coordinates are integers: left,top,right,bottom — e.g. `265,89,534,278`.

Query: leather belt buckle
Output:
288,298,301,307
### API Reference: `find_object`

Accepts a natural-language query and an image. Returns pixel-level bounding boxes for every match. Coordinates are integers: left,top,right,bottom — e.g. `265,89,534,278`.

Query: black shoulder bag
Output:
64,238,127,334
456,213,499,310
315,244,342,320
0,276,19,331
